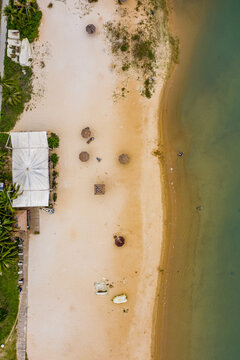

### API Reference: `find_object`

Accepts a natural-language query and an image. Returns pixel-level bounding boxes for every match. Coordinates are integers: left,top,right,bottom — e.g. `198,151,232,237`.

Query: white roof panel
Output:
11,131,48,149
10,132,49,207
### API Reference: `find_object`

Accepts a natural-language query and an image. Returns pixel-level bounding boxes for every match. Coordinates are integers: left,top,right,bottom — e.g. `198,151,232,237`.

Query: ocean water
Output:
158,0,240,359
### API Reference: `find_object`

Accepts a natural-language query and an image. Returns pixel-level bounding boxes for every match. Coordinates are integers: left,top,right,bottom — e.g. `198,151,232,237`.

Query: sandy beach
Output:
13,0,169,359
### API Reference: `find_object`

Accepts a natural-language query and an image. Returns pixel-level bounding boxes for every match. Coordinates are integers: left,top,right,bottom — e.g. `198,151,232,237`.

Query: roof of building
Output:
10,131,50,207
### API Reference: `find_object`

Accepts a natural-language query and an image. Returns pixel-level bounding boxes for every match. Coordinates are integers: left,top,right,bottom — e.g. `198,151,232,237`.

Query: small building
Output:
8,131,50,208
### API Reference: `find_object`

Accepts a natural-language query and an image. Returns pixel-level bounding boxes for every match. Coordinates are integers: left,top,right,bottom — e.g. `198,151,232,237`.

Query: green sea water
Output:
159,0,240,359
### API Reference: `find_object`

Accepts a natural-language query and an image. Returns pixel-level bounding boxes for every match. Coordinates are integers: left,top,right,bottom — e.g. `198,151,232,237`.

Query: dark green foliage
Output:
53,193,57,202
0,307,8,322
0,262,18,343
133,40,155,61
132,34,140,41
50,153,59,165
2,86,21,106
0,133,9,149
144,78,152,98
145,87,151,98
5,0,42,43
0,181,20,340
1,0,42,131
0,57,32,131
47,2,53,8
120,43,129,52
48,133,59,149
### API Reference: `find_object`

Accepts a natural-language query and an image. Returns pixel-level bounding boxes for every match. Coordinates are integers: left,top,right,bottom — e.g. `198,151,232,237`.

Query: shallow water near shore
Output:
155,0,240,359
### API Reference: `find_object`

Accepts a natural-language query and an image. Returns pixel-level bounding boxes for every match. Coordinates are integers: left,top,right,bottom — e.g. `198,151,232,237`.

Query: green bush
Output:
5,0,42,43
53,193,57,202
0,133,9,149
132,34,140,41
120,43,129,52
133,40,155,61
50,153,59,165
0,308,8,322
145,87,151,98
0,57,32,131
48,133,59,149
0,0,42,131
122,63,130,71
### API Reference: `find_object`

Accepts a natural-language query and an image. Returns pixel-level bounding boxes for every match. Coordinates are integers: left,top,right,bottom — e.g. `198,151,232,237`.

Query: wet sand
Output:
151,1,213,359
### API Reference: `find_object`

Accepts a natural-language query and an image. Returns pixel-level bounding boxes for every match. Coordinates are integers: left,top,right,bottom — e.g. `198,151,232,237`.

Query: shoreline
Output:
151,0,180,357
151,1,212,358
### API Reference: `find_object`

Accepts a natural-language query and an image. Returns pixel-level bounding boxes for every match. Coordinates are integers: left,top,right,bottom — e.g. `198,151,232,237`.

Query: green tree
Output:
50,153,59,165
2,87,22,106
0,246,18,275
0,77,15,90
4,5,18,24
18,0,37,18
0,230,14,247
48,133,59,149
0,184,20,214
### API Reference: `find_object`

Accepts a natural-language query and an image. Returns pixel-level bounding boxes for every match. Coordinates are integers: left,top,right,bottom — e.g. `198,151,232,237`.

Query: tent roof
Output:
19,38,33,67
11,132,49,208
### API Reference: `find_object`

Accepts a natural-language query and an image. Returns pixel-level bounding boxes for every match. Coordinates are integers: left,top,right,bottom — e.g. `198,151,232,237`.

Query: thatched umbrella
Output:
114,235,125,247
86,24,96,34
118,153,130,164
81,127,91,138
79,151,90,162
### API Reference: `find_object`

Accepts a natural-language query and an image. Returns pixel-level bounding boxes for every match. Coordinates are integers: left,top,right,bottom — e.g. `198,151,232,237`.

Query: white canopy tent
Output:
19,38,33,67
10,131,50,208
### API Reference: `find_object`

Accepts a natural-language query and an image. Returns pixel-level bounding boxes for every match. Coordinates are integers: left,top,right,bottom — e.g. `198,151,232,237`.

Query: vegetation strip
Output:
104,0,179,98
0,0,42,131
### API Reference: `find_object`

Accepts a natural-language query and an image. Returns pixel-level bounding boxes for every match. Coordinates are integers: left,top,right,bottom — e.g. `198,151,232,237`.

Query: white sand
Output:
13,0,167,359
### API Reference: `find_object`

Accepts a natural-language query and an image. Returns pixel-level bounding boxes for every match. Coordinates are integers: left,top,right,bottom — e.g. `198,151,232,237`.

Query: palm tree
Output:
0,77,16,90
0,217,16,233
0,246,18,275
0,185,20,214
4,5,18,24
17,0,37,17
0,229,13,246
3,87,22,106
